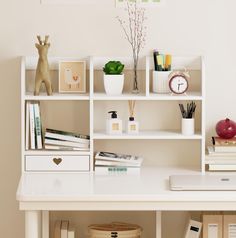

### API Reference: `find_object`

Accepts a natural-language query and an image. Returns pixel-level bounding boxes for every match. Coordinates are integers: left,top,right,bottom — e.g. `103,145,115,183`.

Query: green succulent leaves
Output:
103,61,125,75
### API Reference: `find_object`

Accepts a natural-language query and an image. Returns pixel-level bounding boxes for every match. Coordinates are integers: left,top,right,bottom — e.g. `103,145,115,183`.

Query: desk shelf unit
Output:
21,55,205,174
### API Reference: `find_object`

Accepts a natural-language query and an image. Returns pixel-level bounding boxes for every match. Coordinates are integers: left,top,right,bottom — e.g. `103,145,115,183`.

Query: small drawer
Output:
25,155,90,172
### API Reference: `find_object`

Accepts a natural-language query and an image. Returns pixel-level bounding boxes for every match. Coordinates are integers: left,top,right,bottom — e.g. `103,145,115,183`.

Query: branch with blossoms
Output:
117,0,147,67
117,0,147,92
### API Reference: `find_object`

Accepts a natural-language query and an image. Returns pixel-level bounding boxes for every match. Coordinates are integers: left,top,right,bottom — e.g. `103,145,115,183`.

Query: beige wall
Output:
1,0,236,237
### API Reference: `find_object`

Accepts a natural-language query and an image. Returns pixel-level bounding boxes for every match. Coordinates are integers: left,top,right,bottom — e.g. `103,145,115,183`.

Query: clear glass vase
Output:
132,63,139,94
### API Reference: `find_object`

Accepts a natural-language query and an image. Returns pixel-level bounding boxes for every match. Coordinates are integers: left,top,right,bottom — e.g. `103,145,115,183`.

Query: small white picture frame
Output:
59,61,86,93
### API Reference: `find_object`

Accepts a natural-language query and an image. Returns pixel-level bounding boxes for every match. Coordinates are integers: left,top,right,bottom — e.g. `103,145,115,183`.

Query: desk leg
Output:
25,211,42,238
42,211,49,238
156,211,162,238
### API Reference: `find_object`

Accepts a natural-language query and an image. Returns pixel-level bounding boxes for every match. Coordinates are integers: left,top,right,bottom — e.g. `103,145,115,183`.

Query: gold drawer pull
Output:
53,158,62,165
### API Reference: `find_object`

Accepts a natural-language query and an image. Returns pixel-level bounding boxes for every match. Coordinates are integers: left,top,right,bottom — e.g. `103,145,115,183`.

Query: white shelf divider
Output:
148,92,203,101
24,150,91,156
93,130,202,140
24,92,89,101
93,92,146,101
146,56,150,97
92,92,202,101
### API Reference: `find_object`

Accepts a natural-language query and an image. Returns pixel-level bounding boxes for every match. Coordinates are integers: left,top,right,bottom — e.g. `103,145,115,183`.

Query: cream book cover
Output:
224,215,236,238
68,224,75,238
61,221,69,238
202,214,223,238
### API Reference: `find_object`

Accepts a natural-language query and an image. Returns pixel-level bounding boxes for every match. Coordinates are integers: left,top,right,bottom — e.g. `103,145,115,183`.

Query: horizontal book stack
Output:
54,220,76,238
44,128,90,151
25,101,43,150
95,151,143,174
206,137,236,171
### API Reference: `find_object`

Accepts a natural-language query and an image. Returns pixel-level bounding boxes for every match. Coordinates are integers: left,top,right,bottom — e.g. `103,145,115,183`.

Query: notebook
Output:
169,175,236,191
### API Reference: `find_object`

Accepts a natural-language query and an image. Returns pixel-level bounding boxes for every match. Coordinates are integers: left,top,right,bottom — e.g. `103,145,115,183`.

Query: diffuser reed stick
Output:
128,100,136,118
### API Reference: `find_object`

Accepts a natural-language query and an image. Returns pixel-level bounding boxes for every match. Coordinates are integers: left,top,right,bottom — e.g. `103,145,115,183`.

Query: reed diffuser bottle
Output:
106,111,122,135
127,100,139,134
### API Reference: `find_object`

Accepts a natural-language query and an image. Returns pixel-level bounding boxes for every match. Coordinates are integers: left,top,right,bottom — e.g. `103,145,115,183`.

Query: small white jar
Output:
181,118,195,135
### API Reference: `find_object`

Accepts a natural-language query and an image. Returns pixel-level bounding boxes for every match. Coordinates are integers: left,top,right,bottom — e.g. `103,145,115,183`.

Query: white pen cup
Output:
181,118,195,135
152,71,172,94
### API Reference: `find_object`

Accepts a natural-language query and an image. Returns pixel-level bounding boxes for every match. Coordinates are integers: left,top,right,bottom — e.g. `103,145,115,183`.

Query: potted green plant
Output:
103,61,125,95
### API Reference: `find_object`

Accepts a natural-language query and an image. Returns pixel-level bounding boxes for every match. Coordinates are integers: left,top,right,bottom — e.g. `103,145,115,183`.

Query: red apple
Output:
216,118,236,139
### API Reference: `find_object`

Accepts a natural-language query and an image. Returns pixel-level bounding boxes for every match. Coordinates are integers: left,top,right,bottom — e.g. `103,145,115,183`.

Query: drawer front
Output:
25,155,90,172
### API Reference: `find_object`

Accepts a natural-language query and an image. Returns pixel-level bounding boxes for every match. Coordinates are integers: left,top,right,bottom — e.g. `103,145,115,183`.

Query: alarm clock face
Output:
169,75,188,94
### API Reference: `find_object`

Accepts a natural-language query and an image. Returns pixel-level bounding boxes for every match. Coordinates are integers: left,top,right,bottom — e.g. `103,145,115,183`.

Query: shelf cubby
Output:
93,100,202,138
23,56,90,97
146,56,204,98
91,56,147,96
94,140,202,169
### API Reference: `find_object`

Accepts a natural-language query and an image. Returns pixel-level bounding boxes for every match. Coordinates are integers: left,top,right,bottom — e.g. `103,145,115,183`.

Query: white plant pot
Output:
104,74,124,95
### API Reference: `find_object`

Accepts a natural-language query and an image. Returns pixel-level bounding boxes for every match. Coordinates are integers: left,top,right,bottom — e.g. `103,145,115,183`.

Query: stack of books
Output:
206,136,236,171
54,220,75,238
44,128,90,151
25,101,43,150
95,151,143,174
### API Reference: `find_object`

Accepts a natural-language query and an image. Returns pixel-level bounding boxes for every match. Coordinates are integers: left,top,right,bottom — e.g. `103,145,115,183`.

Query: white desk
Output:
16,167,236,238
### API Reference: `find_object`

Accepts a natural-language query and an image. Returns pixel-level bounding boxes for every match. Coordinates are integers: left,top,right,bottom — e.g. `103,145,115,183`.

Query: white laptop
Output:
170,175,236,191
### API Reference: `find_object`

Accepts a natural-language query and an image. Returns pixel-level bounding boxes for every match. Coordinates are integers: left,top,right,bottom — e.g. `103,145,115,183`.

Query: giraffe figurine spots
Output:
34,35,53,96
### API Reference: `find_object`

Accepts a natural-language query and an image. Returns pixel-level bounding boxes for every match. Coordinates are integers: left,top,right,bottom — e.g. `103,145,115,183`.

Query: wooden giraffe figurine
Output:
34,35,53,96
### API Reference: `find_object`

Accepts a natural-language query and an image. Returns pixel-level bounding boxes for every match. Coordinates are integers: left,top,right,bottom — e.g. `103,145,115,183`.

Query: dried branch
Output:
117,0,147,65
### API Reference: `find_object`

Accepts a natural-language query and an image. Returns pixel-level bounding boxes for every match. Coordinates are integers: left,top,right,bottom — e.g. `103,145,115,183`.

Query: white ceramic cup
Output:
152,71,171,94
182,118,195,135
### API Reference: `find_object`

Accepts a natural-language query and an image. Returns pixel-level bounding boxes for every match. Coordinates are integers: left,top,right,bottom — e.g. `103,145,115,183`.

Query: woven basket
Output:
88,222,142,238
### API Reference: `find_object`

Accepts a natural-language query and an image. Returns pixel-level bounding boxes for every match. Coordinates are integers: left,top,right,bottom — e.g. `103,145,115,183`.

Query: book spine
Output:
29,103,36,150
25,102,30,150
207,146,236,156
44,138,89,148
95,152,142,165
34,103,43,149
209,164,236,171
68,230,75,238
46,128,90,140
214,147,236,153
68,225,75,238
61,221,69,238
45,132,89,144
95,166,140,175
95,160,140,167
44,145,89,151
